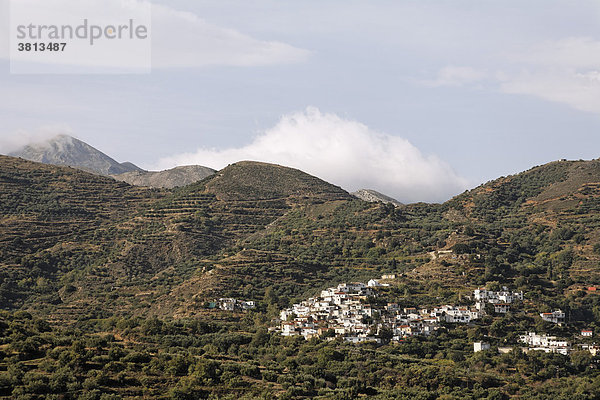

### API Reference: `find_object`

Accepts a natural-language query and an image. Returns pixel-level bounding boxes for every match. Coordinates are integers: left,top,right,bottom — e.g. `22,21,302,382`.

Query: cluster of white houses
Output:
519,332,570,355
474,331,598,356
212,298,256,311
276,280,524,342
274,279,600,355
279,281,380,342
472,286,523,314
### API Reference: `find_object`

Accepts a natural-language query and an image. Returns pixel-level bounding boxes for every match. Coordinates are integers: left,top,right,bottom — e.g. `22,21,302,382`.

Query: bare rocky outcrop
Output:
351,189,403,206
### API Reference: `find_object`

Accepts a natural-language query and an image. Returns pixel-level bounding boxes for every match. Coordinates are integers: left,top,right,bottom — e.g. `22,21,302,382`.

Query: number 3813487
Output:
17,43,67,51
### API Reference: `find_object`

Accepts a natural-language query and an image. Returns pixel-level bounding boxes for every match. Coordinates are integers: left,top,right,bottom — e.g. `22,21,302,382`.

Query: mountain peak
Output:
9,134,142,176
202,160,351,201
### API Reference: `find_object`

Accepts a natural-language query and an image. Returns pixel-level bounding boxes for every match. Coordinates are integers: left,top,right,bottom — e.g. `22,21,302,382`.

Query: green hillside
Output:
3,156,600,399
202,161,350,202
0,158,361,320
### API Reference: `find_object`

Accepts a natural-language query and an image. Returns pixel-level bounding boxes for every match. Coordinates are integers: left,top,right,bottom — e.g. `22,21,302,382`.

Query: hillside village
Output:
272,278,598,355
5,153,600,398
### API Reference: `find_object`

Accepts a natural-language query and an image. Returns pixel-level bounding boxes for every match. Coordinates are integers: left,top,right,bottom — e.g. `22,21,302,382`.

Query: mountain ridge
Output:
9,134,216,188
9,134,142,175
202,160,351,202
3,154,600,317
112,165,216,189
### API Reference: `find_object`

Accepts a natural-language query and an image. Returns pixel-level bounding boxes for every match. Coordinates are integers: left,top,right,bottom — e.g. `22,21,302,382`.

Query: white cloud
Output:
0,125,72,154
421,37,600,115
512,37,600,69
496,37,600,114
421,66,487,87
156,107,468,203
0,0,7,59
500,70,600,114
0,0,309,70
151,4,310,68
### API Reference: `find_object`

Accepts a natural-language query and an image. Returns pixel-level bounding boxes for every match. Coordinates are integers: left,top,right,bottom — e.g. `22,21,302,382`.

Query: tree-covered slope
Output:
4,157,600,399
0,156,166,310
5,156,600,320
0,158,359,320
202,161,350,202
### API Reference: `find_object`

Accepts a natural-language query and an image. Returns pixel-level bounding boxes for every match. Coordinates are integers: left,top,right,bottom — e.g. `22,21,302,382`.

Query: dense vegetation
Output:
3,156,600,398
2,299,600,399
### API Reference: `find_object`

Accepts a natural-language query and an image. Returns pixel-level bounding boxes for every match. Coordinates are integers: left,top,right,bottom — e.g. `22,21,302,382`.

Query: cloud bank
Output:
151,4,310,68
421,66,488,88
423,37,600,115
157,107,468,203
0,0,309,70
498,37,600,114
0,125,72,155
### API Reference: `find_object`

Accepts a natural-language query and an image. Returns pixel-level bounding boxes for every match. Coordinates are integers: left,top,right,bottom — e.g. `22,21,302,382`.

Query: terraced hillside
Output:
4,156,600,399
5,156,600,324
0,156,167,310
74,162,356,318
437,160,600,284
203,161,350,202
0,157,361,320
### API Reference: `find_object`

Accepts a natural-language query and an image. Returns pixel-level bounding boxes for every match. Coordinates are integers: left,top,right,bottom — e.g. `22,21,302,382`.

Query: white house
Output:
433,305,477,323
540,310,565,324
218,298,236,311
474,287,523,304
474,342,490,352
519,332,569,355
281,323,299,336
494,303,510,314
241,301,255,310
581,344,600,356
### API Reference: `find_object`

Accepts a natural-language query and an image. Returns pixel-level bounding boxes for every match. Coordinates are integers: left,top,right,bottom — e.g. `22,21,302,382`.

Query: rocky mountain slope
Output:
9,134,142,175
9,134,216,188
351,188,403,206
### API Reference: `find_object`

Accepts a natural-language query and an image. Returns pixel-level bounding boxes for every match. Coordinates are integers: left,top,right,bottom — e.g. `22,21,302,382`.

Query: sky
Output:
1,0,600,203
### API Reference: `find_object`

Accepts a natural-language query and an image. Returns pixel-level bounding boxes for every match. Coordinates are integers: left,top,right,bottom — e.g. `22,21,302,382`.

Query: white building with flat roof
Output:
540,310,565,324
474,342,490,352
